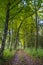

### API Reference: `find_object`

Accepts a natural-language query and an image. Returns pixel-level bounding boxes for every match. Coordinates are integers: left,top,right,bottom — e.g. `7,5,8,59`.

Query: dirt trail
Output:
10,49,43,65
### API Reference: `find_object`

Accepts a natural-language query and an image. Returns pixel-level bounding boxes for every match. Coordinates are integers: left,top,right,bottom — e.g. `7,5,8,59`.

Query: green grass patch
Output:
0,49,16,64
25,47,43,58
3,49,16,60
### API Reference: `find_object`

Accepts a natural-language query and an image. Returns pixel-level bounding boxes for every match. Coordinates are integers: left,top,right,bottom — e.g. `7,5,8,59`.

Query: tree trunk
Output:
7,29,11,49
0,2,10,57
35,10,38,50
14,32,19,49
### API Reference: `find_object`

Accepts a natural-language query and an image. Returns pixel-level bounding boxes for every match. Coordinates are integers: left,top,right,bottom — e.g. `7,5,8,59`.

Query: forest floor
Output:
2,49,43,65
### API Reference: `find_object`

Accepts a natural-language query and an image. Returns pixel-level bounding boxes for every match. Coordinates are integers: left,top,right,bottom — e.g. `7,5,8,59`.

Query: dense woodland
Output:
0,0,43,65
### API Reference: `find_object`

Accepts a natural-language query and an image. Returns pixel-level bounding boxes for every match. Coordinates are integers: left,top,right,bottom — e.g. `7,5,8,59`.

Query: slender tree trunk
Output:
34,0,39,50
0,2,10,57
10,29,13,51
7,29,11,49
35,10,38,50
14,32,19,49
14,20,23,49
10,21,14,51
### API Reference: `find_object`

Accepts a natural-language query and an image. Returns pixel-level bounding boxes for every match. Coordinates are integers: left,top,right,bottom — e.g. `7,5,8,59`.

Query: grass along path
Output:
10,49,43,65
2,49,43,65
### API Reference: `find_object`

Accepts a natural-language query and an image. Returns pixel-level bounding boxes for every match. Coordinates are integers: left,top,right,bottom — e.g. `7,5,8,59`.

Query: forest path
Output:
10,49,43,65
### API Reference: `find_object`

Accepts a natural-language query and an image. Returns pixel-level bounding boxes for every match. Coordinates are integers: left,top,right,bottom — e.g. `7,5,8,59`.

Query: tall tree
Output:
0,1,10,57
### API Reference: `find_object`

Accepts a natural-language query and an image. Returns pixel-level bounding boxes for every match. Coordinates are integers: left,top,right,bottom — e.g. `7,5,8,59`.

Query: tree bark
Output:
35,9,38,50
0,2,10,57
7,29,11,49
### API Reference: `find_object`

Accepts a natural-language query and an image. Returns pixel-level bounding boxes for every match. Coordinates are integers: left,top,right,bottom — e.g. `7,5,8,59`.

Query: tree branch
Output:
9,7,24,20
10,0,21,10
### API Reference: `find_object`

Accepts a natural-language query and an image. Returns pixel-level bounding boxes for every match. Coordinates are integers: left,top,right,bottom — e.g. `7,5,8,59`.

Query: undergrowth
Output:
0,49,16,62
25,47,43,58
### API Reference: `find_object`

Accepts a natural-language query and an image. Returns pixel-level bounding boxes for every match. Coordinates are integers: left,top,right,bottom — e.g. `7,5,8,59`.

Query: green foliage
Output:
0,0,43,60
3,49,15,60
25,47,43,58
